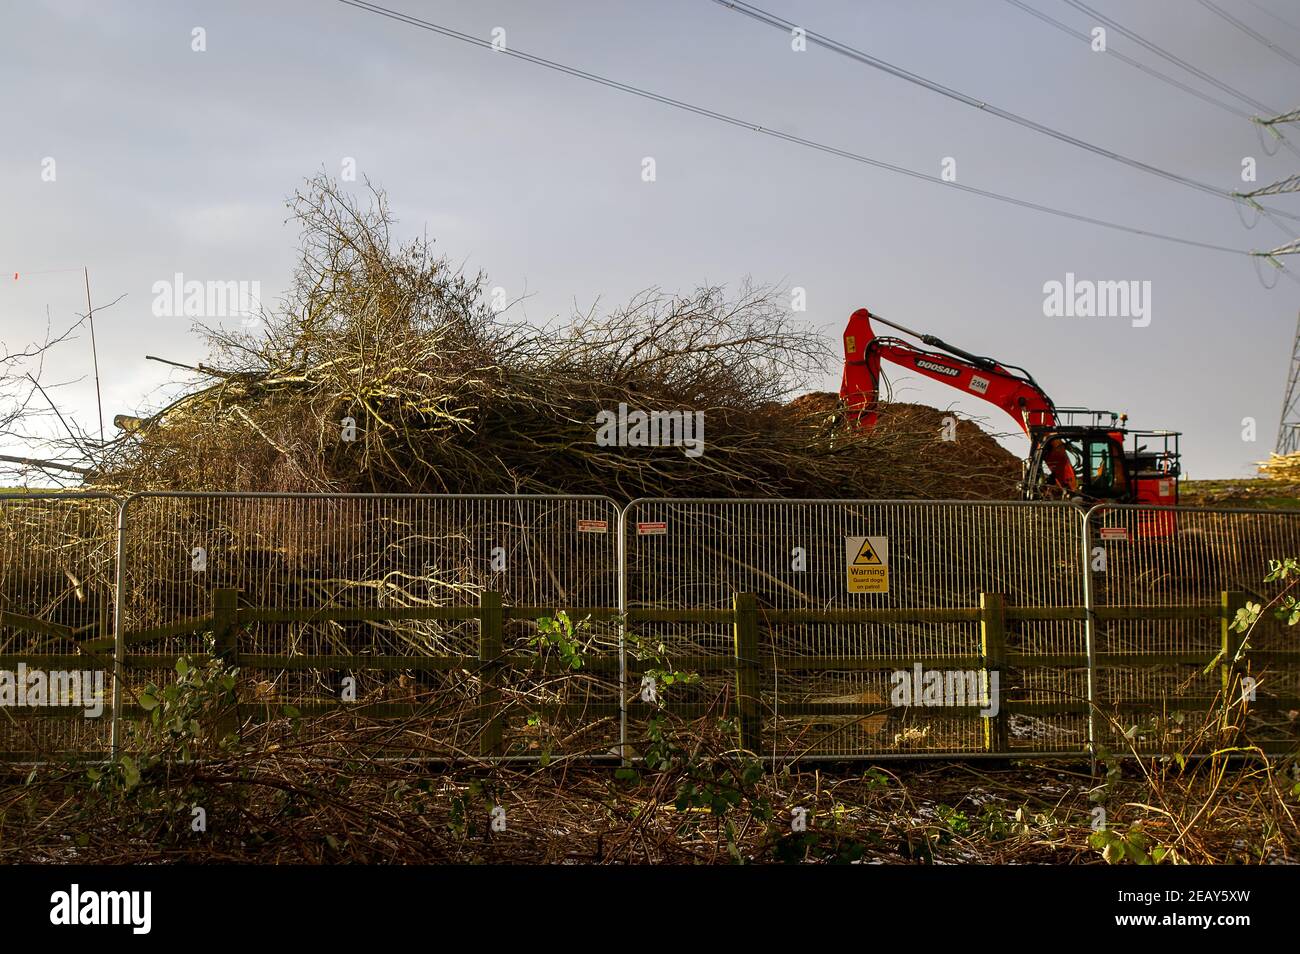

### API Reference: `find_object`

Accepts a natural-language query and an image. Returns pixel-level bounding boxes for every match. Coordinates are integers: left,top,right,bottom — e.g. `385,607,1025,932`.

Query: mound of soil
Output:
784,392,1021,500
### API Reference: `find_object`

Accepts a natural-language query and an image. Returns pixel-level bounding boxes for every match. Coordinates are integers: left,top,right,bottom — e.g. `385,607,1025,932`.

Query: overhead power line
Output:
1061,0,1277,116
1195,0,1300,70
7,266,86,279
335,0,1294,279
1004,0,1300,161
1247,0,1300,37
1058,0,1300,162
1002,0,1252,119
710,0,1300,226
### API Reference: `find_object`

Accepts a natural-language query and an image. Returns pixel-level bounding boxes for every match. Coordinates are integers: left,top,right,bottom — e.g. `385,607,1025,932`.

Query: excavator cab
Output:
1024,427,1131,502
1023,409,1181,507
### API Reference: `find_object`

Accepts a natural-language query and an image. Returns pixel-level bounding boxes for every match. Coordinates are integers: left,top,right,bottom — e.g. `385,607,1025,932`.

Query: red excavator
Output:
839,308,1181,507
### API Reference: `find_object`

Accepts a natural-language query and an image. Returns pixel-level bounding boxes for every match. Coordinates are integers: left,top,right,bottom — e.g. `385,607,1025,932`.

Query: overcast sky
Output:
3,0,1300,481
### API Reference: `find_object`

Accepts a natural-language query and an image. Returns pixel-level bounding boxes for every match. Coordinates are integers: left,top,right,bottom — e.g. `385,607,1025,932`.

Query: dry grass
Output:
0,660,1294,865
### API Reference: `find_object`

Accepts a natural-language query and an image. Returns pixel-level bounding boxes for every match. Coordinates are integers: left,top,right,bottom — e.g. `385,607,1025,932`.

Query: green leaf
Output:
120,755,140,790
138,692,159,712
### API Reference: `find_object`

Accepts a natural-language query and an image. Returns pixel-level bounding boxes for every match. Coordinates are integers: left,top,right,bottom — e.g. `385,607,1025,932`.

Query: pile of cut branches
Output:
88,175,1018,501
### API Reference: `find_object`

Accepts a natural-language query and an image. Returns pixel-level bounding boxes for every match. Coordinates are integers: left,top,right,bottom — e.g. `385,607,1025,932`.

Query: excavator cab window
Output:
1083,436,1127,498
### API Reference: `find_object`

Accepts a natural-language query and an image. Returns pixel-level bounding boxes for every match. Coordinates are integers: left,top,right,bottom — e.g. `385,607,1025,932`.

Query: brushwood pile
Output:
90,178,1020,501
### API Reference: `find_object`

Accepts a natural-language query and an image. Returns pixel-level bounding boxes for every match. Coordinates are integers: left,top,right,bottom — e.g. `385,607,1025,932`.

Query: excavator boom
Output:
840,308,1058,435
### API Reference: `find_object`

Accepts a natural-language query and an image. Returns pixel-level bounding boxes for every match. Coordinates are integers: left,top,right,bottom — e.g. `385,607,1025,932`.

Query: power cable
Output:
1002,0,1253,119
1246,0,1300,36
1195,0,1300,70
1062,0,1277,115
1004,0,1300,161
712,0,1300,226
334,1,1287,269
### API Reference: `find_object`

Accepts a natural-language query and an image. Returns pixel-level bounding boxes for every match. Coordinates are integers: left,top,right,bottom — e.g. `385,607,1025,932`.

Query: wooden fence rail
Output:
3,587,1298,759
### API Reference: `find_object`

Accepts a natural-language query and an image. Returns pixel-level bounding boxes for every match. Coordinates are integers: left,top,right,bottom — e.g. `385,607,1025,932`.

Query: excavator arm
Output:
839,308,1080,493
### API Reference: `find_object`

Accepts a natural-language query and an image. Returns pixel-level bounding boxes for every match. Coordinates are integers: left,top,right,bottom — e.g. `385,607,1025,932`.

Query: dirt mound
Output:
783,392,1021,499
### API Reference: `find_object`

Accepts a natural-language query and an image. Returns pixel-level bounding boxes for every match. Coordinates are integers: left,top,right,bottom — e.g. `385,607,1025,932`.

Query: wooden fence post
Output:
211,588,240,740
980,592,1009,754
212,588,239,663
1221,590,1249,701
479,590,504,757
733,592,762,754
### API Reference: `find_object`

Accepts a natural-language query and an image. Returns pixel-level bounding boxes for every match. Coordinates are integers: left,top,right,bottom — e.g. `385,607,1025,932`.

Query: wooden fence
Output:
14,586,1286,761
3,492,1299,762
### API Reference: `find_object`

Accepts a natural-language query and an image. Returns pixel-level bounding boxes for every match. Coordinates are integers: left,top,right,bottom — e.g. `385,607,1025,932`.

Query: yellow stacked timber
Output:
1258,452,1300,482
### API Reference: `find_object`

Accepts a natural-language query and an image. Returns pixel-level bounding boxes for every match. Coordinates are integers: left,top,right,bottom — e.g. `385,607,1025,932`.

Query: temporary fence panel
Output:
4,490,1295,765
622,499,1089,759
1085,504,1300,755
0,493,118,760
117,493,622,759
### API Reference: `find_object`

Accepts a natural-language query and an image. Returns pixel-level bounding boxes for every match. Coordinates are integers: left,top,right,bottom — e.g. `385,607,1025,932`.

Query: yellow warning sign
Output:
846,536,889,593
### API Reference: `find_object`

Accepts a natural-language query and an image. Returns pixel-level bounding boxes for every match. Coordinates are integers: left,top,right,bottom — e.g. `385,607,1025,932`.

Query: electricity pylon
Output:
1277,311,1300,454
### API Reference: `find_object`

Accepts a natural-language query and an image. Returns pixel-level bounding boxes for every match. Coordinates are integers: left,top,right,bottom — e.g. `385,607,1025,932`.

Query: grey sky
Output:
3,0,1299,480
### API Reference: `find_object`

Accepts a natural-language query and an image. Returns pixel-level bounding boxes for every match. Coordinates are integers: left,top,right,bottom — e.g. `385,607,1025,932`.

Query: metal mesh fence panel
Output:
0,493,117,760
623,499,1089,759
4,490,1294,765
1086,505,1300,755
118,493,622,759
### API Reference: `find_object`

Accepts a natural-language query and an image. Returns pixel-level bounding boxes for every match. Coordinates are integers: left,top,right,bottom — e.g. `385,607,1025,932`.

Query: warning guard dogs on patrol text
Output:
845,536,889,593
